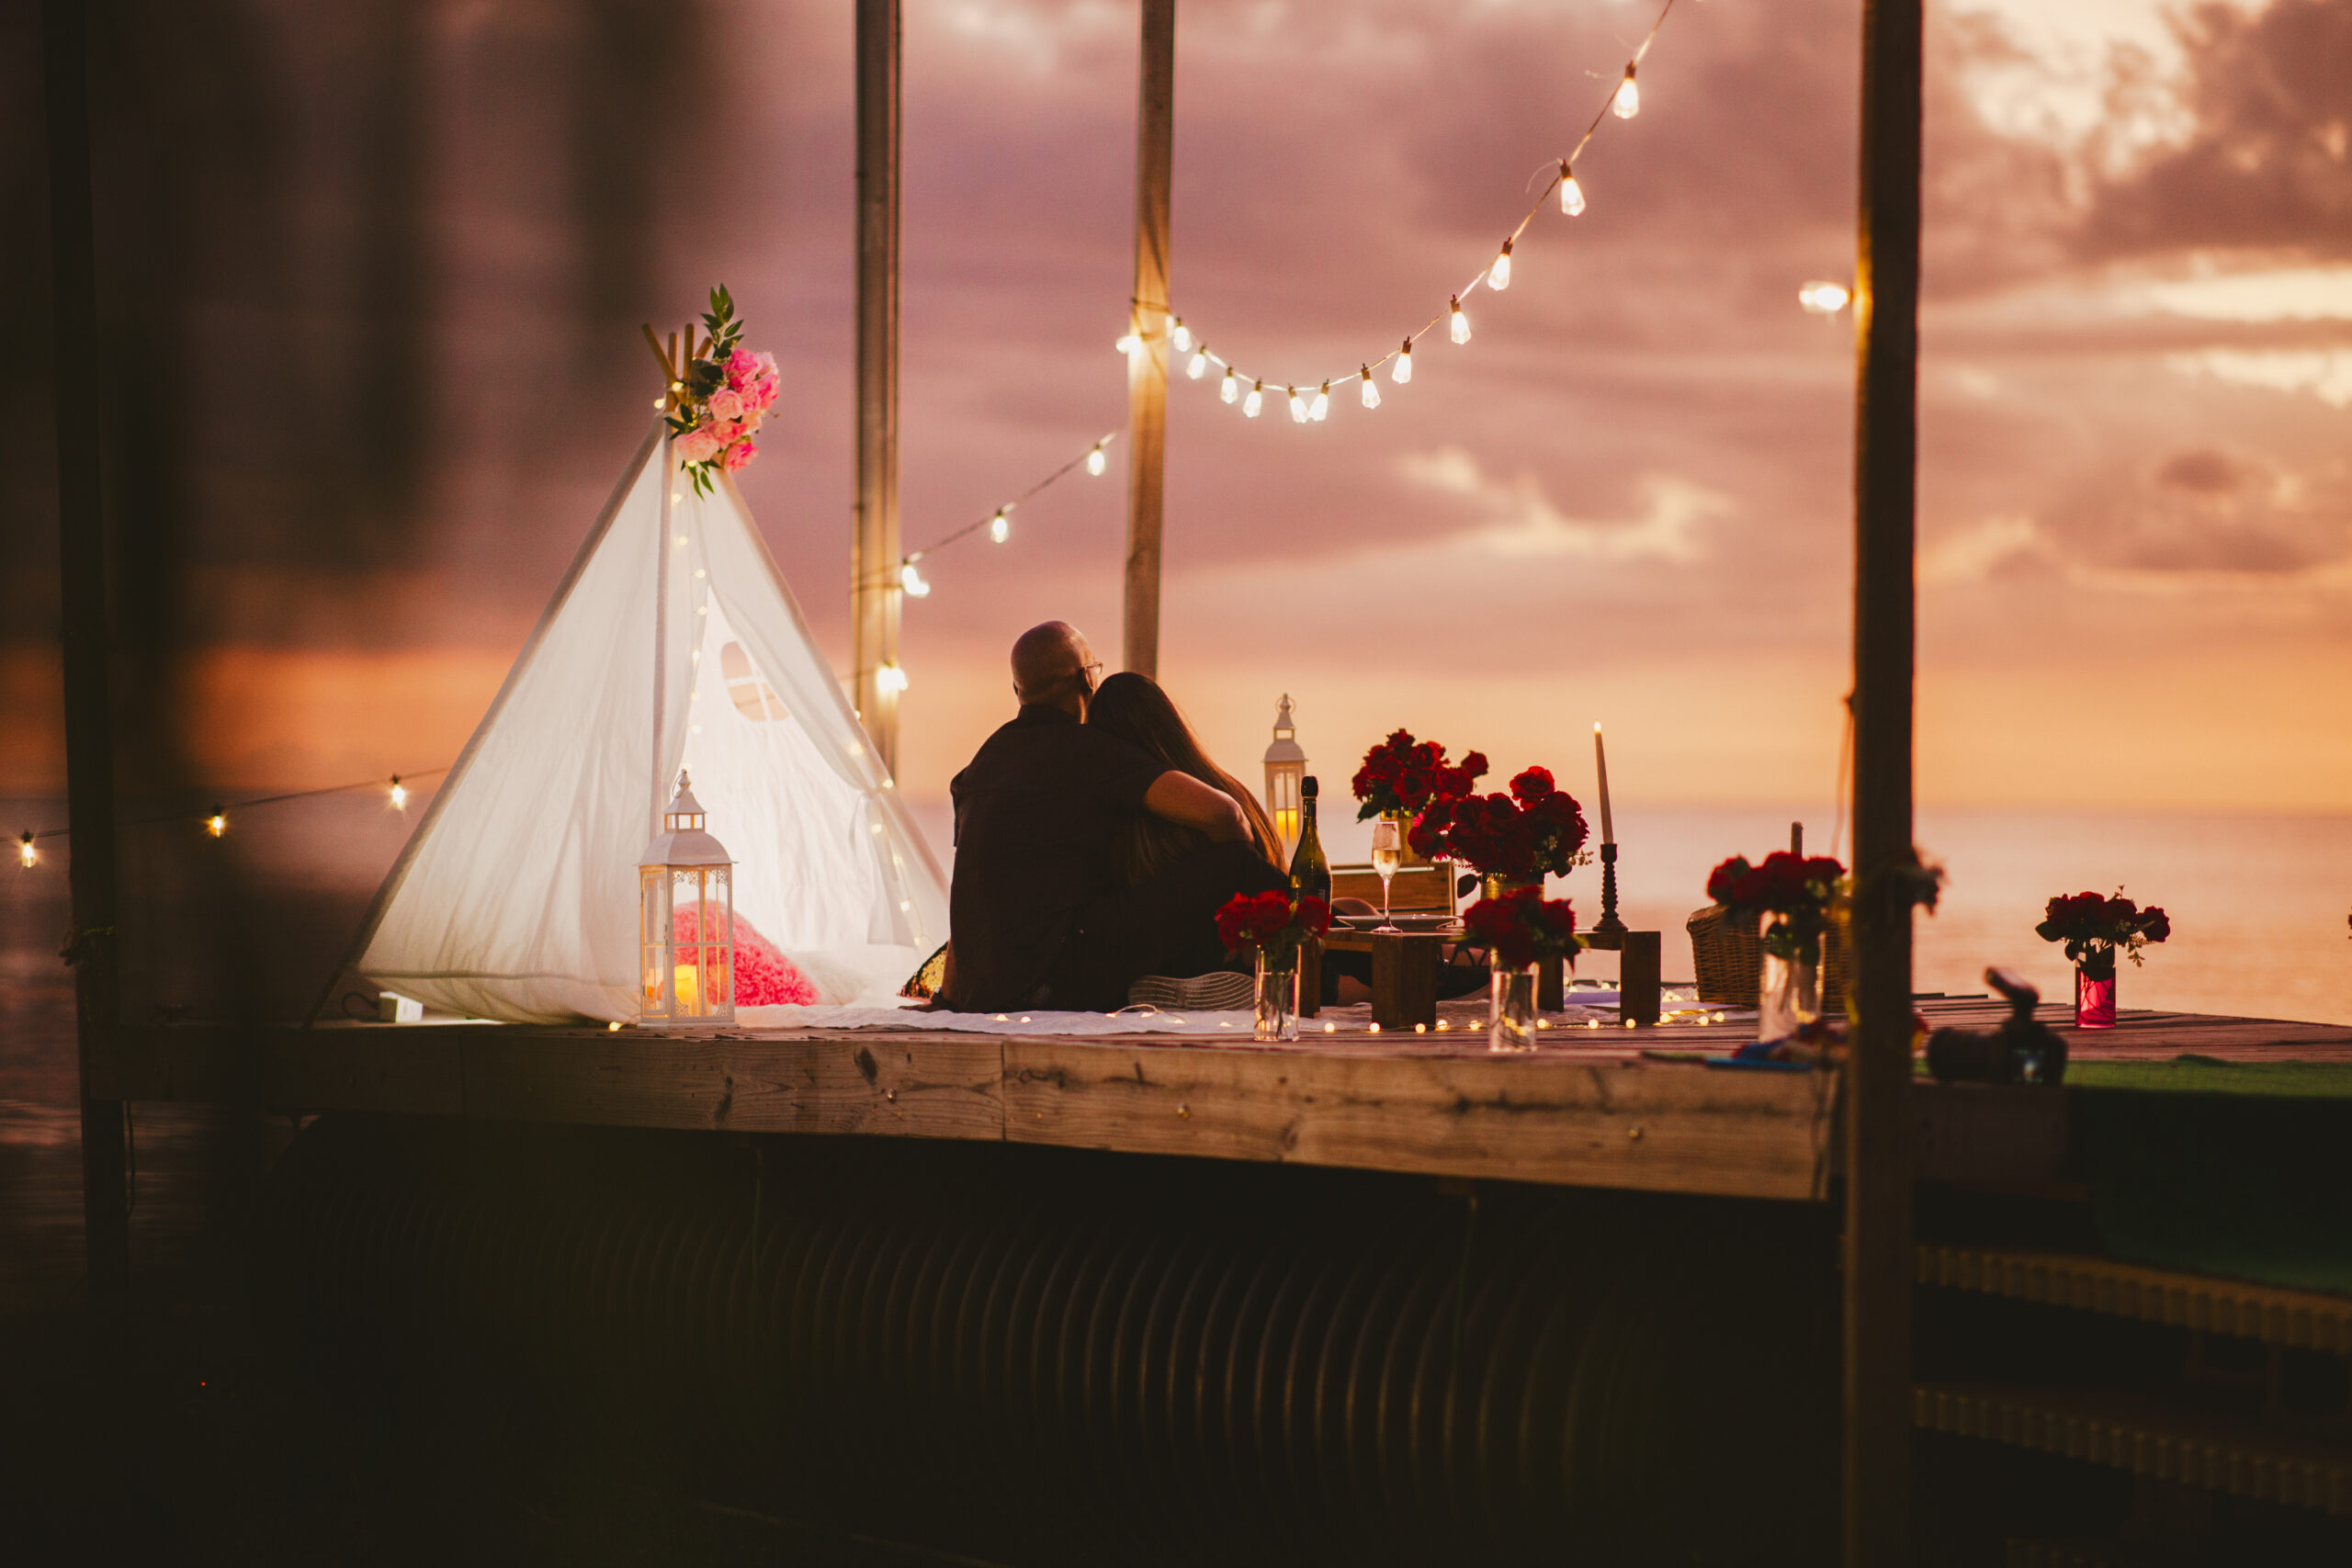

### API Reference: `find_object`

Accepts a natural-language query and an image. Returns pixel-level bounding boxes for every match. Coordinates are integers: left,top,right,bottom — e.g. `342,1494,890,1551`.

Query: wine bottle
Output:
1290,776,1331,903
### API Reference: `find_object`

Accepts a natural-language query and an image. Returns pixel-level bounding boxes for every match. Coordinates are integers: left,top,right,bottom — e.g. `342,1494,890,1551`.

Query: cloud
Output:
1397,447,1724,564
2166,348,2352,408
1921,513,2050,585
2141,265,2352,322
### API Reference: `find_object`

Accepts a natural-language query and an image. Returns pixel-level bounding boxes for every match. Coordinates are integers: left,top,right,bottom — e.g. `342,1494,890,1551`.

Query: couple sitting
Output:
936,621,1289,1013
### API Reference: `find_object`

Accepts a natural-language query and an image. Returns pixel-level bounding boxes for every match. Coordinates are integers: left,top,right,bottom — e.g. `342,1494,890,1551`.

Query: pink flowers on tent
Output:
666,285,779,493
673,904,817,1008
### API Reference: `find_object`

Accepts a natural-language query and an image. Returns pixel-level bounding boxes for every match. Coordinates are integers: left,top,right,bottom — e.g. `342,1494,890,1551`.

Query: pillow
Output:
673,905,817,1007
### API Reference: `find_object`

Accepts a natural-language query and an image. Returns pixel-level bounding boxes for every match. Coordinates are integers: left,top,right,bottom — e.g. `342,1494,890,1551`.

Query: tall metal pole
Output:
42,0,131,1303
1845,0,1922,1559
1121,0,1175,680
852,0,903,774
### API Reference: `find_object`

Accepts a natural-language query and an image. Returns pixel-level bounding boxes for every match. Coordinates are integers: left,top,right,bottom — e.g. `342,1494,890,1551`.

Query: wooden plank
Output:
851,0,903,771
1847,0,1927,1554
1917,1246,2352,1355
42,0,130,1303
1121,0,1174,677
1002,1040,1838,1198
1370,933,1441,1030
1915,1383,2352,1517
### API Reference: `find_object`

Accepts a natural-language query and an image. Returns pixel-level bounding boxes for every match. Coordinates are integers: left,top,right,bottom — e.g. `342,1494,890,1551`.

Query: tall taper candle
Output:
1593,723,1615,846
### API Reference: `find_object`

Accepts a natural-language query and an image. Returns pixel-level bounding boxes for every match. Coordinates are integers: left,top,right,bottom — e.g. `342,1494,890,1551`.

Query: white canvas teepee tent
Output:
336,422,946,1024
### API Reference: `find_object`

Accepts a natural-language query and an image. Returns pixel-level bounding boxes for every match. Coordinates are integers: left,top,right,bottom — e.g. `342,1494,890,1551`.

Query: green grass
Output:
2066,1056,2352,1099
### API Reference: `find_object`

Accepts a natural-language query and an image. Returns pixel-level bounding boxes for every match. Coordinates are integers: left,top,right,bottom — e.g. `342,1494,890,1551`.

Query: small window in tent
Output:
721,642,787,722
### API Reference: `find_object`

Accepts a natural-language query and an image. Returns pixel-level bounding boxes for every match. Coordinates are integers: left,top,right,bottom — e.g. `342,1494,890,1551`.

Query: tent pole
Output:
42,0,130,1304
852,0,902,774
652,424,673,839
1121,0,1175,681
1844,0,1921,1559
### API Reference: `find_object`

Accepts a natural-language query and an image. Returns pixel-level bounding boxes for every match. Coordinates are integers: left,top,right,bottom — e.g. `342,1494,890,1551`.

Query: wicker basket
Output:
1685,906,1849,1010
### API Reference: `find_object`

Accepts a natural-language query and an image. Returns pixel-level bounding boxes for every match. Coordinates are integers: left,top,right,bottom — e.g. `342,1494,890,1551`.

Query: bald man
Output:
940,622,1283,1011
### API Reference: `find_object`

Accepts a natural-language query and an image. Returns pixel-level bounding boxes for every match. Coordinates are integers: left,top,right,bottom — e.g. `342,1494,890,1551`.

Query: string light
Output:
989,507,1012,544
900,560,931,597
1360,366,1380,410
206,807,227,838
1799,280,1850,315
1309,381,1330,422
389,776,408,811
1187,346,1208,379
1613,64,1641,119
1139,0,1678,428
1244,380,1264,418
1086,443,1108,476
1286,386,1307,423
1170,318,1192,353
876,663,910,694
17,832,35,869
1114,332,1141,356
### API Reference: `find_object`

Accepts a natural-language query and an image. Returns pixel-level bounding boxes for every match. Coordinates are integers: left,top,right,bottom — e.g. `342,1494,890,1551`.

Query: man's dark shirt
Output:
945,704,1167,1011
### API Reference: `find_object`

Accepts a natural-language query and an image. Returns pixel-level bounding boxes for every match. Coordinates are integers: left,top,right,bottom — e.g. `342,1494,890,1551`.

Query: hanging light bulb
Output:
1220,367,1238,404
1360,366,1381,410
1798,280,1851,315
876,663,910,694
1086,443,1108,476
1450,296,1472,344
900,560,931,597
651,396,667,411
989,508,1012,543
1286,386,1307,423
1187,346,1208,379
389,776,408,811
1243,380,1264,418
18,832,35,869
1558,160,1587,217
1309,381,1330,422
1487,239,1513,291
206,807,227,839
1170,319,1192,353
1393,338,1414,384
1612,64,1640,119
1114,332,1141,356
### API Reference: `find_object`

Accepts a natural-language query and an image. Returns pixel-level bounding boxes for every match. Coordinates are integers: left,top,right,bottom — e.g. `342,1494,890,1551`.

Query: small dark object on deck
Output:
1928,967,2067,1086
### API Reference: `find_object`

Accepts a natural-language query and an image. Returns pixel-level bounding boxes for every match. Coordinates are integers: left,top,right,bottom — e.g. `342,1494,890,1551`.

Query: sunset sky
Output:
5,0,2347,822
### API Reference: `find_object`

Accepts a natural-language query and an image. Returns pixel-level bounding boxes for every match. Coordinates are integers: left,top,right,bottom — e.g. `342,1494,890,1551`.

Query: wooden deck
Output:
94,997,2352,1203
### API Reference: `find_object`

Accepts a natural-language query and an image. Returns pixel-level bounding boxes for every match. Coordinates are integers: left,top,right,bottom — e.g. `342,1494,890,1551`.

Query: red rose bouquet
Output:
1411,766,1589,897
1351,729,1487,822
1215,889,1332,968
1462,886,1581,969
1705,851,1848,967
2035,888,2167,979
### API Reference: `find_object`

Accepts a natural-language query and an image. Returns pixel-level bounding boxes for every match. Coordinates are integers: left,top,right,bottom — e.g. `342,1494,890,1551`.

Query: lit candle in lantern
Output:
1593,723,1615,846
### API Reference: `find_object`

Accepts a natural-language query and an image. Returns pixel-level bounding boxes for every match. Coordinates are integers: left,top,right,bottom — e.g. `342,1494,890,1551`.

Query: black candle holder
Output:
1593,842,1627,936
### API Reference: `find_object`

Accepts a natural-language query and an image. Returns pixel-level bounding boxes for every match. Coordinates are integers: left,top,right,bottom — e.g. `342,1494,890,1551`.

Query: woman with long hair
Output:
1087,672,1283,886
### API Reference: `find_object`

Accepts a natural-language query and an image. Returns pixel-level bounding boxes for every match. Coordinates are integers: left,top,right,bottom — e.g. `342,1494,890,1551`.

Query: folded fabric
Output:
675,907,816,1006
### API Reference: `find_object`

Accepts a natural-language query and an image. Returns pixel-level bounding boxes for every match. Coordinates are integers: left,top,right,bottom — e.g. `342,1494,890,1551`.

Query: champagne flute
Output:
1369,818,1403,932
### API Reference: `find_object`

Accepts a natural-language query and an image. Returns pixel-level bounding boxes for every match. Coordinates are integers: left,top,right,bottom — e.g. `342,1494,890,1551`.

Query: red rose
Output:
2138,906,2169,943
2101,896,2138,930
1295,896,1330,934
1707,856,1751,907
1457,751,1488,784
1510,766,1554,803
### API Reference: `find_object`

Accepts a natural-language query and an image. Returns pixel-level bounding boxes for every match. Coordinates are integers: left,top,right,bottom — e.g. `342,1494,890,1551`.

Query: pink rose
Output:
708,418,743,446
708,389,743,421
676,425,722,463
752,376,779,412
727,347,760,389
720,437,756,474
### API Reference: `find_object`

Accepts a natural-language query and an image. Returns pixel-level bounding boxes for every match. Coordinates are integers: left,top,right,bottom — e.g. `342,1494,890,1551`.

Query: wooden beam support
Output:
1846,0,1925,1560
851,0,903,773
1121,0,1175,679
42,0,130,1304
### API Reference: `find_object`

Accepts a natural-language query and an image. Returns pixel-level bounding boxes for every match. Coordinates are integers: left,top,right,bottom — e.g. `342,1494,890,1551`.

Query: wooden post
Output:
42,0,130,1302
1121,0,1175,679
852,0,903,774
1845,0,1922,1560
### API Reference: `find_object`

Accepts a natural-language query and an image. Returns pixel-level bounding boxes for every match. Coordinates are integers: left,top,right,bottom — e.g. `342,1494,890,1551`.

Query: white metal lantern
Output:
1262,694,1306,864
638,770,736,1027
